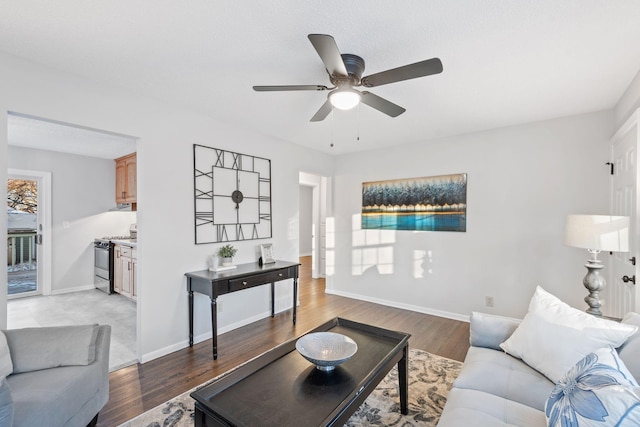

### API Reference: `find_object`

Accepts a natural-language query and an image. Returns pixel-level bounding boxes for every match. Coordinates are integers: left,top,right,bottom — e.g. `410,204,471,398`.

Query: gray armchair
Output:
0,324,111,427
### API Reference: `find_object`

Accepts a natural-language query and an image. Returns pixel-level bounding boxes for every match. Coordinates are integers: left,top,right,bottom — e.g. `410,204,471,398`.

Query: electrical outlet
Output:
217,300,223,312
485,296,494,307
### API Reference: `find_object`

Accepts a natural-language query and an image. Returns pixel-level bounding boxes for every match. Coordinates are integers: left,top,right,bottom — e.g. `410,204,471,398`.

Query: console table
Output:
185,260,301,359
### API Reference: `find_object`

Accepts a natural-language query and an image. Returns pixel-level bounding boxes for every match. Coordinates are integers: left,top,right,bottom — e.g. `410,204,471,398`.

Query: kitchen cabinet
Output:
114,244,137,301
115,152,137,207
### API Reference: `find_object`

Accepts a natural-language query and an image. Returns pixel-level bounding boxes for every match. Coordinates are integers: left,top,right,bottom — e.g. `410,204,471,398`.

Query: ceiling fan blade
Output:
360,91,406,117
253,85,329,92
361,58,443,87
308,34,348,77
310,100,333,122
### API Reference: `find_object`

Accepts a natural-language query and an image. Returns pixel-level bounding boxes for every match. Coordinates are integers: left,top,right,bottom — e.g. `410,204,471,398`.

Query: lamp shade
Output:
329,88,361,110
564,214,630,252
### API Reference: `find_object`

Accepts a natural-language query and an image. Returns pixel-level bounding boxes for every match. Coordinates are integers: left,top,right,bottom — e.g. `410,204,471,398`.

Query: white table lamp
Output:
564,214,630,316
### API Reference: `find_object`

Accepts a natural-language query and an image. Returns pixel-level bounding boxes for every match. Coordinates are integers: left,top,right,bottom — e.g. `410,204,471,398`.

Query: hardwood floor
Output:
97,257,470,426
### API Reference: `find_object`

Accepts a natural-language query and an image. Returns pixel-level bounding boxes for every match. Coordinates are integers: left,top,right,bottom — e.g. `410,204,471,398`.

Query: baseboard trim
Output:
50,284,97,295
140,302,297,364
325,289,470,323
140,290,465,364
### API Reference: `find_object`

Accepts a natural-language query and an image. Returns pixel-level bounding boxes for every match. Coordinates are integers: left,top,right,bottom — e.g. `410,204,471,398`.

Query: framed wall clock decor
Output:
194,144,272,244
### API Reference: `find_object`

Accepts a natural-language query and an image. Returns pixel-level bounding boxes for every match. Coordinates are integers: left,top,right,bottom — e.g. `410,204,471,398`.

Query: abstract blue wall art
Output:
362,173,467,232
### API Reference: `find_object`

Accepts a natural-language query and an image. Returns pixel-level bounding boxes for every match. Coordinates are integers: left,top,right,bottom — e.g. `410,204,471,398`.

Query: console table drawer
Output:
229,269,292,292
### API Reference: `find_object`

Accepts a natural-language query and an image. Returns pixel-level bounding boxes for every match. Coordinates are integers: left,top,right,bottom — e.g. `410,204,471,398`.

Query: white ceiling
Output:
2,1,640,156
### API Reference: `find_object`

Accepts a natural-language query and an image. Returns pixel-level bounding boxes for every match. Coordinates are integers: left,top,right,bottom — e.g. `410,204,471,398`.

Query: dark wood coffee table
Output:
191,317,411,426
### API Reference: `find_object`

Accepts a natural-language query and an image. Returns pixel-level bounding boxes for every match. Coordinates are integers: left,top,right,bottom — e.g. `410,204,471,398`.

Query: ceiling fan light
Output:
329,89,361,110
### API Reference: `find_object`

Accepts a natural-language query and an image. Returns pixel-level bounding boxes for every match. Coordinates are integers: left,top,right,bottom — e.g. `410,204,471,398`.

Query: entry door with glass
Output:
6,176,42,297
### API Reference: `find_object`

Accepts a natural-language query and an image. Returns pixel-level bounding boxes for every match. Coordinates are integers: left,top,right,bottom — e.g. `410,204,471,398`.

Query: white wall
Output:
0,46,632,362
298,185,313,256
0,52,334,363
327,111,614,320
8,146,136,293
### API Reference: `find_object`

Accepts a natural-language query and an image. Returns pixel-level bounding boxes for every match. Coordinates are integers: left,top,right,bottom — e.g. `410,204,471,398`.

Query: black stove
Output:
94,234,136,294
94,239,114,294
94,239,111,249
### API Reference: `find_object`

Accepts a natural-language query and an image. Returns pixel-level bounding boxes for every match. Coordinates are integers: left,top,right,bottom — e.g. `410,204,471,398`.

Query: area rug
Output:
118,348,462,427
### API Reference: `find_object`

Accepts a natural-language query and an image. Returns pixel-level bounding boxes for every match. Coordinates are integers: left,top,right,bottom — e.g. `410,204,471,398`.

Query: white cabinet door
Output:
121,256,131,297
114,246,122,293
131,256,137,301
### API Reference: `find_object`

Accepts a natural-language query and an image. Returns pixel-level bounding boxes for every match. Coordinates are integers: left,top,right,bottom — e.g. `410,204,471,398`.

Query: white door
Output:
608,111,639,318
7,169,52,298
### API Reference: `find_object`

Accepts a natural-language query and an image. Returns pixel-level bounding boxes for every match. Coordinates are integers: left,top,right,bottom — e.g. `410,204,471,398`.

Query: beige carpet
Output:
118,348,462,427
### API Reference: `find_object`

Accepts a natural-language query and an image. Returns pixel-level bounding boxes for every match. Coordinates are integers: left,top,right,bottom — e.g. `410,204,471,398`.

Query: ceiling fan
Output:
253,34,443,122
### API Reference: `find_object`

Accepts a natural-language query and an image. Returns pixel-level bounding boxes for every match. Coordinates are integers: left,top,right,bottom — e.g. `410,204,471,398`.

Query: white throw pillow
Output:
0,332,13,380
618,312,640,381
546,347,640,426
500,286,637,383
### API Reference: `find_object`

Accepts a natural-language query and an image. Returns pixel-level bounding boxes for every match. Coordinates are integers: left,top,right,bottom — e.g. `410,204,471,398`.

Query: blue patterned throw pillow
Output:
545,347,640,427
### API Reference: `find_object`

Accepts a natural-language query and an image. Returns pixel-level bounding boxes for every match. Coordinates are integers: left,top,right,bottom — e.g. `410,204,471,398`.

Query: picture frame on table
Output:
259,243,275,265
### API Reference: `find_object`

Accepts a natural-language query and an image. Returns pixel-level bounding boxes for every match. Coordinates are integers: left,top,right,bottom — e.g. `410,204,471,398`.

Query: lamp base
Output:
583,259,605,317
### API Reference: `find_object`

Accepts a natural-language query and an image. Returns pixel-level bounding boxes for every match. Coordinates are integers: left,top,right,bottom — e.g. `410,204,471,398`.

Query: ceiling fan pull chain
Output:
357,103,361,141
330,106,335,148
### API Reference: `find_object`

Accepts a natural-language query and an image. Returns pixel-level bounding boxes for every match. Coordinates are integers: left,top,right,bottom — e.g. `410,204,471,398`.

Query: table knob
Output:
242,281,248,285
278,273,283,277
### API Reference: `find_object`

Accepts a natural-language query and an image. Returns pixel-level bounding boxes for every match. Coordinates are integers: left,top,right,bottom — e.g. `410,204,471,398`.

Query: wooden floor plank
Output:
97,257,470,426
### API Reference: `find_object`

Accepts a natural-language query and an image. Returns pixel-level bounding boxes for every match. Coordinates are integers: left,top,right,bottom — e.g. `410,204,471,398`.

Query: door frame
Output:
299,172,330,279
7,169,52,297
608,108,640,316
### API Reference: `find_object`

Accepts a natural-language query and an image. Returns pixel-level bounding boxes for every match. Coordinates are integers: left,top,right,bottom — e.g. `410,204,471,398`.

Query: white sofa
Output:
438,288,640,426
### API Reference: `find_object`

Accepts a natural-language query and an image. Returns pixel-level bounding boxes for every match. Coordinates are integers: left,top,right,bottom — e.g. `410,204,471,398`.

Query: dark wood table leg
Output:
398,344,409,414
210,297,218,360
292,276,298,325
271,282,275,317
188,284,194,347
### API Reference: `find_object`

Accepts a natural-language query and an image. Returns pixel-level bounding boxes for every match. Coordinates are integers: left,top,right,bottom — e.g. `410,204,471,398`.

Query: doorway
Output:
299,172,330,279
6,112,138,370
6,169,52,298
